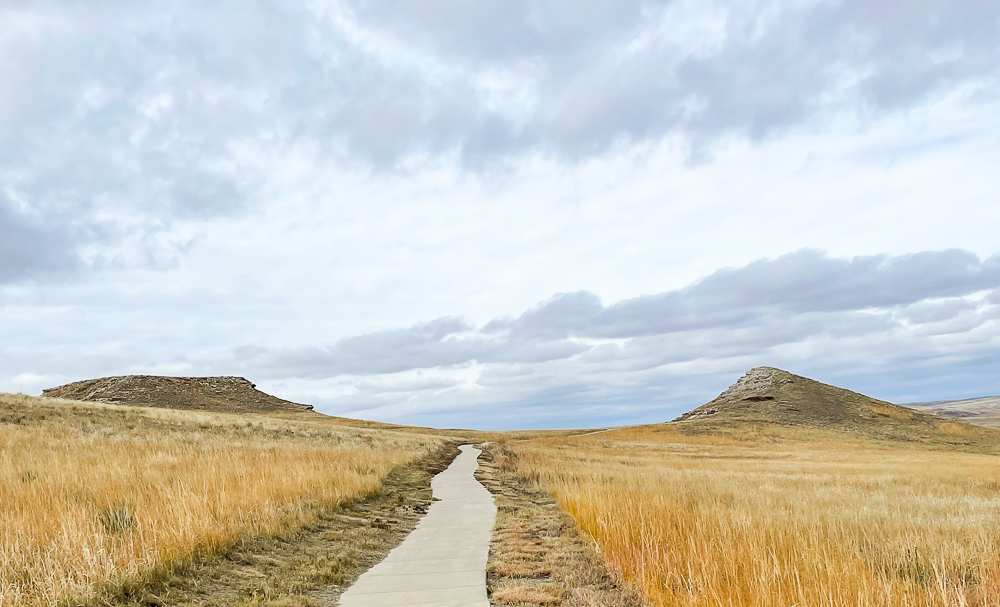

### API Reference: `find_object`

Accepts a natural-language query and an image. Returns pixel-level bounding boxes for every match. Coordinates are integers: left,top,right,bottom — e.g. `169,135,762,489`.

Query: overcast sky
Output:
2,0,999,429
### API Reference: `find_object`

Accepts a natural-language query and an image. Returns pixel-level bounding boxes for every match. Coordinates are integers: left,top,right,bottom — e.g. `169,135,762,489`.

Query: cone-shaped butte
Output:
673,367,1000,445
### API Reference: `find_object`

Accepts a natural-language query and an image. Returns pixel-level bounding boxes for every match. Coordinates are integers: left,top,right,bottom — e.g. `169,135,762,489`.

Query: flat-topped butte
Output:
42,375,313,414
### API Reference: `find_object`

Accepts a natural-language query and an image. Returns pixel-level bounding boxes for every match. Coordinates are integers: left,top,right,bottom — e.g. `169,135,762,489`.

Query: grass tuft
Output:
97,504,138,535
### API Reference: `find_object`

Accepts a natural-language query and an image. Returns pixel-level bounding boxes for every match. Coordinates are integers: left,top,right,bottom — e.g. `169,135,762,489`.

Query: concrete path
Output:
338,444,496,607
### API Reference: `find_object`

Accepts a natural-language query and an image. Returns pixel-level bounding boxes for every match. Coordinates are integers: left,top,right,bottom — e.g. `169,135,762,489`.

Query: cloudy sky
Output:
2,0,999,429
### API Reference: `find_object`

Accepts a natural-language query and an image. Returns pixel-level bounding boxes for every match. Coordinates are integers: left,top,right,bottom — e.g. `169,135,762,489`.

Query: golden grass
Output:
0,392,440,607
510,425,1000,606
491,586,562,605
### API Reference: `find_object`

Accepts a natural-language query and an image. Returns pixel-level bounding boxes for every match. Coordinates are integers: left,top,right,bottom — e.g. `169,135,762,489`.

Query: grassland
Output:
12,367,1000,607
509,424,1000,607
0,392,440,607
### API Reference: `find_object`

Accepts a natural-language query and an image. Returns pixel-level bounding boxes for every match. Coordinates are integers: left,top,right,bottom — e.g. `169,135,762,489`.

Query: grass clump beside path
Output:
511,424,1000,607
0,392,440,607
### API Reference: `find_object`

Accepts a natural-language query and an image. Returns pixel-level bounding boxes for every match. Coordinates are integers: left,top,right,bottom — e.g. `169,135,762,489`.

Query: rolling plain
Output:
4,368,1000,607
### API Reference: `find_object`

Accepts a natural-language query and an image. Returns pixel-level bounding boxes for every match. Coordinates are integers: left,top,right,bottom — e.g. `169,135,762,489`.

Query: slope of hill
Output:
906,396,1000,428
672,366,998,445
42,375,314,414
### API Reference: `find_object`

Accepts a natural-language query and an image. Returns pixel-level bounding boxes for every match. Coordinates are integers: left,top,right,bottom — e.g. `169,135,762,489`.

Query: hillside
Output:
42,375,314,414
907,395,1000,428
672,366,1000,445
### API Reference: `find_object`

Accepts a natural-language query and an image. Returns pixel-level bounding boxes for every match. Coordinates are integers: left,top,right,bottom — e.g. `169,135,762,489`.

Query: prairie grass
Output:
511,425,1000,606
0,392,439,607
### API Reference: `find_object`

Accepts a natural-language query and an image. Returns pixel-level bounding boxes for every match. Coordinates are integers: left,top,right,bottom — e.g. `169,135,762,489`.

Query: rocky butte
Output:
42,375,314,414
672,366,1000,447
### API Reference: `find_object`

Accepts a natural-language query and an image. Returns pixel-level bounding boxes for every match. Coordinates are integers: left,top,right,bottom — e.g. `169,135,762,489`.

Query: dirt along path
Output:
475,443,645,607
338,444,497,607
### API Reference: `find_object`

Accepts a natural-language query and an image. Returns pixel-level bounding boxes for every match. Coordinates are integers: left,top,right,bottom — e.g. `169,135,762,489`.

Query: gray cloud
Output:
493,249,1000,340
669,1,1000,142
233,315,589,378
3,1,998,282
7,1,999,169
899,298,979,325
232,249,1000,384
233,317,474,377
580,309,901,373
353,0,651,62
354,0,1000,156
0,193,79,282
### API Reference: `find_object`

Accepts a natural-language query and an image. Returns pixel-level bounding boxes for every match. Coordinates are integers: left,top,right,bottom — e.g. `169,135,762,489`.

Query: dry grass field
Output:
510,424,1000,607
0,392,440,607
10,365,1000,607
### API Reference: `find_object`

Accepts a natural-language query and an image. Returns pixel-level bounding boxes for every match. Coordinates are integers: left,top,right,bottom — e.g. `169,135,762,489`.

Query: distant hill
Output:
672,367,999,445
906,396,1000,428
42,375,314,414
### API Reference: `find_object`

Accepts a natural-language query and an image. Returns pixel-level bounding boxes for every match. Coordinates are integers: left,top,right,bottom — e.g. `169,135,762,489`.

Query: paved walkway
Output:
338,444,496,607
